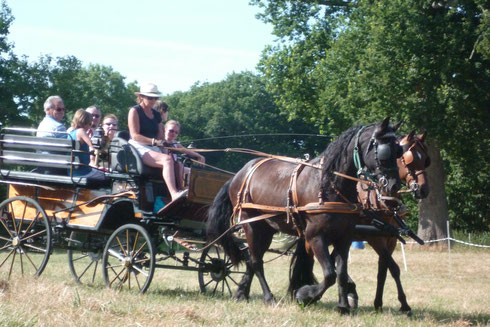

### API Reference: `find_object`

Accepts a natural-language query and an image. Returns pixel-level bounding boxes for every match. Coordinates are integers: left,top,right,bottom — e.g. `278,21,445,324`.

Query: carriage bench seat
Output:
0,131,109,188
109,132,162,178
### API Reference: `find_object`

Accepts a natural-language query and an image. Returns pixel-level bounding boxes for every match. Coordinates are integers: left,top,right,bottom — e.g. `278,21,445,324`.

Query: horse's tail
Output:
206,179,243,266
288,238,317,298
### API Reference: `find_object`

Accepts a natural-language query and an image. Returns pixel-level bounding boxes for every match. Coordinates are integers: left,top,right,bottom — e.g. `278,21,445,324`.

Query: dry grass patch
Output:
0,246,488,326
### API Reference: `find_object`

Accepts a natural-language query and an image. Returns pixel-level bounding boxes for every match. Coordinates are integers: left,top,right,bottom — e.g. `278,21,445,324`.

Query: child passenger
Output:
163,120,205,187
68,109,105,179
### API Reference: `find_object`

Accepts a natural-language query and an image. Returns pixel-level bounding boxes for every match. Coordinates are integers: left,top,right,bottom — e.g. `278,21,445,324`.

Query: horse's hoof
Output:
232,292,248,302
374,306,383,313
348,294,358,309
337,306,350,315
295,285,319,306
400,305,412,316
264,295,276,305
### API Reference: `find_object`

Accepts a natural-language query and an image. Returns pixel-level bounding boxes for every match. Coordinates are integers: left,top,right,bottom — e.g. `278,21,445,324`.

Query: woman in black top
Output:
128,83,186,202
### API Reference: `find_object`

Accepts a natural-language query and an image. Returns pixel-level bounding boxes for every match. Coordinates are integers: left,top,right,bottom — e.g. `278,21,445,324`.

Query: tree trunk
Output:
417,141,449,243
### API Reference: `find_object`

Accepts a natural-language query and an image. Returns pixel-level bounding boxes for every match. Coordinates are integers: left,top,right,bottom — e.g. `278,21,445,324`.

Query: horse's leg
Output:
232,248,254,302
332,247,358,309
295,234,337,307
371,237,411,314
334,241,352,314
385,237,412,314
240,221,276,304
373,247,389,312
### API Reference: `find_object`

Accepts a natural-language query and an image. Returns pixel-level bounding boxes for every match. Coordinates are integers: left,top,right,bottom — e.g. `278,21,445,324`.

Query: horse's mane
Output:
310,124,374,195
311,124,364,173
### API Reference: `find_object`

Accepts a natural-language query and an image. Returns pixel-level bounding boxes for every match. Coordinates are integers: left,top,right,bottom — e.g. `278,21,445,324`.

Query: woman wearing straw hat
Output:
128,82,186,202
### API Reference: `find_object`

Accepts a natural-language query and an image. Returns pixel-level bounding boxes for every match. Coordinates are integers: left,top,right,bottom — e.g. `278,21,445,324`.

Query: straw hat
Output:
135,83,162,97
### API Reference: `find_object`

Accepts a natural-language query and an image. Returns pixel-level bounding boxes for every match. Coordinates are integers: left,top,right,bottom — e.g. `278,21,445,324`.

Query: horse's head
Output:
398,131,430,199
356,117,403,196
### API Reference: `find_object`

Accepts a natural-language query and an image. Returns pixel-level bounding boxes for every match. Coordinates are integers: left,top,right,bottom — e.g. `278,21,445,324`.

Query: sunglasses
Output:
104,122,118,126
53,107,65,112
91,114,101,118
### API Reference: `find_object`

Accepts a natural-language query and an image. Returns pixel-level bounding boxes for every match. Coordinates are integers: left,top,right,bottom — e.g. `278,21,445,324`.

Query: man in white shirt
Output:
36,95,67,138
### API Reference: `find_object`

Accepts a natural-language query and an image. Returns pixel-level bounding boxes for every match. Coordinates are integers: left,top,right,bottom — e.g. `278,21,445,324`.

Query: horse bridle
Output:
354,126,401,188
400,138,430,192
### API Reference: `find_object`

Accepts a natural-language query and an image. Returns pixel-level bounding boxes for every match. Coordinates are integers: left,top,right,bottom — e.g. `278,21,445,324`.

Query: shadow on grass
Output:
310,302,490,325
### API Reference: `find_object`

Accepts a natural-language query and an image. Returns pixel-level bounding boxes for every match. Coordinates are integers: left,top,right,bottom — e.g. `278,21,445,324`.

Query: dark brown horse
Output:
207,118,403,313
289,131,430,314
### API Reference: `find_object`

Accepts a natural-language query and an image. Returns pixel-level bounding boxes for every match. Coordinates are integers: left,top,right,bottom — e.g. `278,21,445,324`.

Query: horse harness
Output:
230,125,406,237
231,158,363,237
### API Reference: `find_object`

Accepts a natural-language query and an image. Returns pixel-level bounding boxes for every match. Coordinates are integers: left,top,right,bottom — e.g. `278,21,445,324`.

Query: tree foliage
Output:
164,72,325,172
252,0,490,231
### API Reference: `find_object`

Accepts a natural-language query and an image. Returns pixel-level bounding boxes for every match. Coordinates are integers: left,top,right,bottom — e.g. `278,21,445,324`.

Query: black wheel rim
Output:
102,224,155,293
198,245,245,297
0,196,52,279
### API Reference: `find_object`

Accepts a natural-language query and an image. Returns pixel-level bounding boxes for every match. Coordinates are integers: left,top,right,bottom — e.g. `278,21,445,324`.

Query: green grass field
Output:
0,245,488,327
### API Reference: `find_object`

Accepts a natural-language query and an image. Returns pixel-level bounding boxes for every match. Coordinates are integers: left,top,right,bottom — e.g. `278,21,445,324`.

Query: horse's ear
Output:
393,119,403,132
377,117,390,134
407,130,416,141
419,130,427,142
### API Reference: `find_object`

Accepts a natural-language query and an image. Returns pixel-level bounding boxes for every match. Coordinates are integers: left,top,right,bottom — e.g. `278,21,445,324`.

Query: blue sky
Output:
7,0,275,95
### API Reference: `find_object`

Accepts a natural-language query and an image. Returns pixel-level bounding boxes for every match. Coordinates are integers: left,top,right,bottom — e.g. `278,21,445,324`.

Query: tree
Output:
252,0,490,234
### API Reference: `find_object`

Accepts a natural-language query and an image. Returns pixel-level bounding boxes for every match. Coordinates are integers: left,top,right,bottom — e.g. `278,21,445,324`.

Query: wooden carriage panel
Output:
8,185,107,228
187,168,231,205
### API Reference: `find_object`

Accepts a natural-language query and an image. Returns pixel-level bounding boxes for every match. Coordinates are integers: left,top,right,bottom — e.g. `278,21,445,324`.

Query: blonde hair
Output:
165,120,180,130
102,113,118,123
71,109,93,129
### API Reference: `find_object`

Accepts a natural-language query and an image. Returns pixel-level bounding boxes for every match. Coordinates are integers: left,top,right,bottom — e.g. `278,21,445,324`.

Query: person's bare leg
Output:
143,151,180,200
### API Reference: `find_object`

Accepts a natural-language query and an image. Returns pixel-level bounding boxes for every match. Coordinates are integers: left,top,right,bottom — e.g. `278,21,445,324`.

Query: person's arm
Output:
77,128,99,167
175,143,205,164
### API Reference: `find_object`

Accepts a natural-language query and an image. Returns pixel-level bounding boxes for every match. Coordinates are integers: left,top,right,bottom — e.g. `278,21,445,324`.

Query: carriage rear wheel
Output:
67,231,106,284
198,244,246,297
102,224,155,294
0,196,52,279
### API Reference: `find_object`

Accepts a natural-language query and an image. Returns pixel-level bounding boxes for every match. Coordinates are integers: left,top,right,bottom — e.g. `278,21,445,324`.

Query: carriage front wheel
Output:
67,231,106,285
102,224,155,293
198,244,246,297
0,196,52,279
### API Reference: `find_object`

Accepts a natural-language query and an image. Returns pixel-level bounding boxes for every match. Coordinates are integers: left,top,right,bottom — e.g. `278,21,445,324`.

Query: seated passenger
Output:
36,95,67,138
68,109,105,179
164,120,205,189
154,101,169,125
128,83,186,202
85,105,102,138
102,114,118,142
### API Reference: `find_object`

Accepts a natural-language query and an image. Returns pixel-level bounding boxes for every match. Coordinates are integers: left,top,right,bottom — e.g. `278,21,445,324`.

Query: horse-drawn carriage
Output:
0,118,429,313
0,126,242,294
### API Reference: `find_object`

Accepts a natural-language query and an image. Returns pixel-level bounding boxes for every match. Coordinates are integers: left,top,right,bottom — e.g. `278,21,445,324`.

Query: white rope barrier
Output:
403,237,490,248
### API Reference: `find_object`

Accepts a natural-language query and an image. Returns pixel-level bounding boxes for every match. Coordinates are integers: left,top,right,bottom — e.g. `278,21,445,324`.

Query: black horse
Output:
207,117,402,313
289,131,431,314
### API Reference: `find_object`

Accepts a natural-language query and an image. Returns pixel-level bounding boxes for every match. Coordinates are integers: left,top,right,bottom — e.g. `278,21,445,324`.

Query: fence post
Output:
447,220,452,275
400,241,407,272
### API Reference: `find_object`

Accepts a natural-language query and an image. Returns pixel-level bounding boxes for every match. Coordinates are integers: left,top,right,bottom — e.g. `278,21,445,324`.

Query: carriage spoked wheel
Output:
0,196,52,279
102,224,155,294
198,244,246,297
67,231,106,285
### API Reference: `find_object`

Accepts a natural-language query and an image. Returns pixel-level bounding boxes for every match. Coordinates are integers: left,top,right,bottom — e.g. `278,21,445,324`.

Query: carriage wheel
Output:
67,231,106,284
102,224,155,294
0,196,52,279
198,244,246,297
